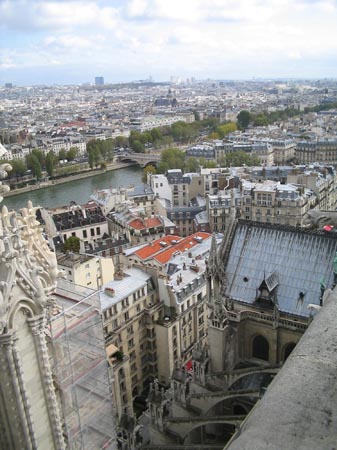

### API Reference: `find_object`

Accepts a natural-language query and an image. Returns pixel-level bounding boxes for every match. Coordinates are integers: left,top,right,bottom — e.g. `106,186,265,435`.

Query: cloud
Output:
1,0,337,84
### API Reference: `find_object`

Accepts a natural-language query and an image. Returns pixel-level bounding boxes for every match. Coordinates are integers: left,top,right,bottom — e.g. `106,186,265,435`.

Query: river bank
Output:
3,161,137,198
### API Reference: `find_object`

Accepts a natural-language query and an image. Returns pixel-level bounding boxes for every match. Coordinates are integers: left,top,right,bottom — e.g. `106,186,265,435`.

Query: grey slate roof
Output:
224,222,337,317
99,267,152,311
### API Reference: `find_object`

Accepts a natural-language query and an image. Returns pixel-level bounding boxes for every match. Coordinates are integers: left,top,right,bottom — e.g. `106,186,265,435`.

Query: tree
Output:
237,110,251,130
142,165,156,182
150,128,162,142
67,147,77,161
157,148,185,173
59,149,67,161
10,159,26,181
26,154,42,180
88,150,95,169
184,157,199,173
63,236,80,253
225,150,260,167
31,148,45,167
132,140,145,153
45,151,56,177
115,136,128,148
253,114,269,127
216,122,237,138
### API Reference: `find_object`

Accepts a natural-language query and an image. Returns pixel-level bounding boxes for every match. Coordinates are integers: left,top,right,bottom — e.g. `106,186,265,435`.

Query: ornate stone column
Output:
28,315,66,450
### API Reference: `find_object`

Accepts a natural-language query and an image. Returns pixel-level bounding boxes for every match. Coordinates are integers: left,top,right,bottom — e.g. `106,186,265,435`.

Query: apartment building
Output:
240,179,316,226
287,168,337,211
57,252,114,288
101,267,162,418
206,190,233,232
38,201,109,249
125,232,213,386
296,139,337,165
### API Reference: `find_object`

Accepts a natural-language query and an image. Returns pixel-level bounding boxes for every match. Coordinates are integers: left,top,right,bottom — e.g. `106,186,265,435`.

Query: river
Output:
3,165,143,211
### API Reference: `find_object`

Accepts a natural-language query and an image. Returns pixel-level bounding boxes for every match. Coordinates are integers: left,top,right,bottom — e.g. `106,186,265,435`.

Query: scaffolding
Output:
48,280,117,450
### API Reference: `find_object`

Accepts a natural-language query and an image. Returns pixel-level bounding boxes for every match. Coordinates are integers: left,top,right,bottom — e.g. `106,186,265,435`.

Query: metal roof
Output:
99,268,152,311
224,223,337,317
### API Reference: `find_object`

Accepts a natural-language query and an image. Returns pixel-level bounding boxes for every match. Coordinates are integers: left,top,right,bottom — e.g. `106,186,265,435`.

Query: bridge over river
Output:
115,152,161,167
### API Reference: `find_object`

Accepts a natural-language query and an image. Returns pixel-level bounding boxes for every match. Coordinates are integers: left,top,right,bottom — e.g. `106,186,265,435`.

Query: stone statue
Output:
303,209,337,229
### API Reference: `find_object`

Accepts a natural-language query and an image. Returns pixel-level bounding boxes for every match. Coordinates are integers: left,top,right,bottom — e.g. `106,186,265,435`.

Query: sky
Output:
1,0,337,86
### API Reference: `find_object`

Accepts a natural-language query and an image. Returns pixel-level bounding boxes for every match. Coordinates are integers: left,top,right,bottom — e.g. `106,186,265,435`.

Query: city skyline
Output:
1,0,337,86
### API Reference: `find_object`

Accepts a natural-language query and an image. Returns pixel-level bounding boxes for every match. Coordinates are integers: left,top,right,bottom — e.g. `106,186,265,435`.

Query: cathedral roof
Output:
224,221,337,317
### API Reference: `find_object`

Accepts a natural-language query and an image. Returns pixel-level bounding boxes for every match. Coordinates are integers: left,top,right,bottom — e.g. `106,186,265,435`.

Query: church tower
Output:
0,170,66,450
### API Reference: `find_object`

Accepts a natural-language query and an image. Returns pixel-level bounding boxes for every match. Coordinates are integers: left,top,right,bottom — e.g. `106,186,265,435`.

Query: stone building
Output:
296,139,337,165
240,179,317,226
138,213,337,448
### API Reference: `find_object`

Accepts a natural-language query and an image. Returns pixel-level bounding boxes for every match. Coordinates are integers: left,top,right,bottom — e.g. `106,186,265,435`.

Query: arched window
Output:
252,335,269,361
283,342,296,362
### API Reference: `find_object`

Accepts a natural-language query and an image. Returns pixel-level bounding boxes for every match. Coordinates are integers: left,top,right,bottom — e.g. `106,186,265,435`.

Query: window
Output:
83,230,87,238
252,335,269,361
96,227,101,235
90,228,95,237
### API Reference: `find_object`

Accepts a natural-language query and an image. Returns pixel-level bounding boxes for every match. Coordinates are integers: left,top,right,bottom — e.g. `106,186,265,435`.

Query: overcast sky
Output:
1,0,337,86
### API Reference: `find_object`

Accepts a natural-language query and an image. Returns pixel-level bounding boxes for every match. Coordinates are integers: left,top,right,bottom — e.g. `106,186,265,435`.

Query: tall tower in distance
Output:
95,76,104,86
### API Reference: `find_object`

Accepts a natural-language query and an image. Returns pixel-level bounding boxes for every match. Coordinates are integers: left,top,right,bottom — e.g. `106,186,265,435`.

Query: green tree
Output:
253,114,269,127
142,165,157,182
139,131,152,145
216,122,237,138
150,128,162,142
63,236,80,253
157,148,185,173
10,159,26,181
225,150,260,167
45,151,56,177
184,157,199,172
132,140,145,153
31,148,45,167
237,110,251,130
129,131,142,149
88,150,95,169
59,149,67,161
26,154,42,180
115,136,128,148
66,147,77,161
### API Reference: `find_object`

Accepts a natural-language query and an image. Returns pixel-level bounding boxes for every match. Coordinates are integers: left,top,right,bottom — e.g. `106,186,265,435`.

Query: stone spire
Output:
206,234,223,314
0,165,66,449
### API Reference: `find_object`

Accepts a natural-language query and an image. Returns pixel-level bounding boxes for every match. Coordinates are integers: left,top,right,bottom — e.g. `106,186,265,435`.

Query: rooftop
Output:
99,267,152,311
225,222,337,317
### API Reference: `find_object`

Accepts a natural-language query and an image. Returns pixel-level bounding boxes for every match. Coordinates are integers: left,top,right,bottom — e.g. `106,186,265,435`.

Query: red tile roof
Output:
135,235,181,260
133,232,211,264
154,232,211,264
129,217,162,230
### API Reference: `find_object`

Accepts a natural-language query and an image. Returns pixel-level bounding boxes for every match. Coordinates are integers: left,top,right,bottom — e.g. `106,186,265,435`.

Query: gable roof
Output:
224,222,337,317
